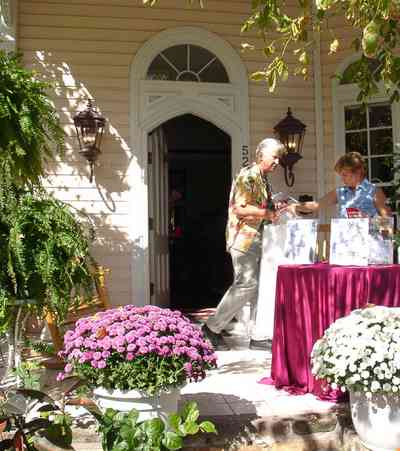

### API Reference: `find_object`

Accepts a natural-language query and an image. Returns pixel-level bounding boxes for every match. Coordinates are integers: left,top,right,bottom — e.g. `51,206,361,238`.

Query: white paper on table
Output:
283,219,319,264
368,216,394,265
330,218,369,266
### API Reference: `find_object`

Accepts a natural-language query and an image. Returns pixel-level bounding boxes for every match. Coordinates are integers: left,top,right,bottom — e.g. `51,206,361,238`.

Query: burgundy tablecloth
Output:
264,263,400,400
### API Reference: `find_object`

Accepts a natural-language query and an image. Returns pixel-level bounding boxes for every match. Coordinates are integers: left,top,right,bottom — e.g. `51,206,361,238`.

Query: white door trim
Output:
128,27,249,306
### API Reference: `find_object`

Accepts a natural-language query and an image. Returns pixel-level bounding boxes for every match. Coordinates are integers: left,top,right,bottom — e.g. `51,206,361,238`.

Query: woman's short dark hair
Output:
334,151,366,177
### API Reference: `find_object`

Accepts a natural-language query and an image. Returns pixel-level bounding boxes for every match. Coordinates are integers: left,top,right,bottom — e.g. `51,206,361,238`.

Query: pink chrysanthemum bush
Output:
58,305,217,395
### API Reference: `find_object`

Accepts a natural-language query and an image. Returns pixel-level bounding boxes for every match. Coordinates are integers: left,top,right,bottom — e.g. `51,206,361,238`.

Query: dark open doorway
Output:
163,114,233,309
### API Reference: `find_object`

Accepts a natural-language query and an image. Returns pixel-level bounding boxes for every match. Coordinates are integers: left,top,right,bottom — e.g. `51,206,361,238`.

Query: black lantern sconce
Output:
273,108,306,187
73,99,106,183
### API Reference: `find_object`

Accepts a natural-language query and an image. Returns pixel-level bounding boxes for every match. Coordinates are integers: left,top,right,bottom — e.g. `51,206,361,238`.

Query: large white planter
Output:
350,390,400,451
93,387,181,421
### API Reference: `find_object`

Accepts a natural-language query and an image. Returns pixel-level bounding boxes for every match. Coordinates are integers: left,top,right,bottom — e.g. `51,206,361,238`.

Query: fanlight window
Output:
146,44,229,83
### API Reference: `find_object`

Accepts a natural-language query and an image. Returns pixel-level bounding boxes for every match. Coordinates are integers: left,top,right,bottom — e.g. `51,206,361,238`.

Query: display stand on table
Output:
255,219,318,340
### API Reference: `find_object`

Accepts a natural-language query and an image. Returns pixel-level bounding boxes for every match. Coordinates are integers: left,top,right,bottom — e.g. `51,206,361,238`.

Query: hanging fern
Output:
0,51,64,189
0,51,97,379
0,193,95,332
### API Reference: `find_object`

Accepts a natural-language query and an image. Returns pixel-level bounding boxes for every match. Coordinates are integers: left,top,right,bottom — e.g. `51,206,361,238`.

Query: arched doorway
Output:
129,27,249,306
163,114,232,309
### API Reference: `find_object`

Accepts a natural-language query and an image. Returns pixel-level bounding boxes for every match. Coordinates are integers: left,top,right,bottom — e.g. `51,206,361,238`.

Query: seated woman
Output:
295,151,392,218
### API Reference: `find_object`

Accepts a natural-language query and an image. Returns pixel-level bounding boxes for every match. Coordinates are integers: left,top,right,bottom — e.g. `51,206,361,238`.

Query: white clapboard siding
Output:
19,0,316,305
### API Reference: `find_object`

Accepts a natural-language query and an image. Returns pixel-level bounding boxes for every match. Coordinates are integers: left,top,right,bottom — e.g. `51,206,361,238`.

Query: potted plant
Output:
0,386,75,450
86,400,217,451
57,305,217,419
311,306,400,451
0,50,97,384
0,192,95,382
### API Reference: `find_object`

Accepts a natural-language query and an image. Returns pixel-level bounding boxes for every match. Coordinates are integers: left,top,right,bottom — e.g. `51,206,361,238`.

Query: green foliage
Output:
0,388,73,450
0,51,64,189
0,51,95,352
12,361,42,390
29,340,56,357
0,191,95,332
87,401,217,451
239,0,400,103
75,351,207,396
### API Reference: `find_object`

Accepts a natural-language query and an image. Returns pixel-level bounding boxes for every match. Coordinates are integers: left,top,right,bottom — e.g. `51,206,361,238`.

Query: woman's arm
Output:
295,190,337,214
374,188,392,217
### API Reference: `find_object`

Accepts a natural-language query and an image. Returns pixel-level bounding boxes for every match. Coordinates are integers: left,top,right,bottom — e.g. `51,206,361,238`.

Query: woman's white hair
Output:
255,138,285,163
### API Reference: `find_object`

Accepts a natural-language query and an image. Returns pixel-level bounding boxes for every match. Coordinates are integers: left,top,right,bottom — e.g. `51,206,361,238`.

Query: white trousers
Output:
206,240,261,338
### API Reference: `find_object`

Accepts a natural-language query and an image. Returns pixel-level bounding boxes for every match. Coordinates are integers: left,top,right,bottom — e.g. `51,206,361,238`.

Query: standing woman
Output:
296,152,392,217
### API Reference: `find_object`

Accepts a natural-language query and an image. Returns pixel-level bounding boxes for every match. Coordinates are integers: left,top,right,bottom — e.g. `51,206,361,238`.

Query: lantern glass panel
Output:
81,126,97,147
288,134,297,151
280,134,289,149
94,126,104,149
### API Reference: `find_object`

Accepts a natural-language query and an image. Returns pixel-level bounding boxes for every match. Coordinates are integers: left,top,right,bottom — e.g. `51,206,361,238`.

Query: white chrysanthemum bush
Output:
311,306,400,396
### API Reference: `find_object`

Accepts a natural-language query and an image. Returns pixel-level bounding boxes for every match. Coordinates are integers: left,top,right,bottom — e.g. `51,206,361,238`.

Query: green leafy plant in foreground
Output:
0,388,73,451
86,401,217,451
12,361,42,390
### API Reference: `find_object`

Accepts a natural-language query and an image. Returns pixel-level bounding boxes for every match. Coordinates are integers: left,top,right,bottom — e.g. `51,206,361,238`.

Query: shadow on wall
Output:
25,51,141,305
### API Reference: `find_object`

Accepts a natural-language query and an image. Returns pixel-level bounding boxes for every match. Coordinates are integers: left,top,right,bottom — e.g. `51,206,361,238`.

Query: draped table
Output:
263,263,400,401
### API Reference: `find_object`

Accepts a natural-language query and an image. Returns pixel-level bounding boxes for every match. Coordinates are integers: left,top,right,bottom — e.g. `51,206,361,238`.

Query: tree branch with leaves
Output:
240,0,400,103
143,0,400,104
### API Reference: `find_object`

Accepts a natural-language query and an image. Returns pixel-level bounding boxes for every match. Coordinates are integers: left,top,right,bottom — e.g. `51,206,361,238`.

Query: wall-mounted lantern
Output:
73,99,106,183
273,108,306,187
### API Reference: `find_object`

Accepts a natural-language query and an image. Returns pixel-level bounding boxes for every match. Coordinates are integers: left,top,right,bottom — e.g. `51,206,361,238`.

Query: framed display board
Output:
283,219,319,264
369,216,394,265
330,218,369,266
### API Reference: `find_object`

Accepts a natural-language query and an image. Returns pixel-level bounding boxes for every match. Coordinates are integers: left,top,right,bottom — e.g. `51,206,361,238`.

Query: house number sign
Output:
241,144,249,167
